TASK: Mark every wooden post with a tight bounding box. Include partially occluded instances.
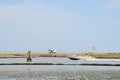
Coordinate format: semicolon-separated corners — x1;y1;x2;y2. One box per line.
27;50;32;62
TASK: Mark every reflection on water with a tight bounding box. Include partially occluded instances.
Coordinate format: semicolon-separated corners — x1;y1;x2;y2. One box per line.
0;57;120;80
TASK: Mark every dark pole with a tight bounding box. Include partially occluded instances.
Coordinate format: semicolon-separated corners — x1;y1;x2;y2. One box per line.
27;50;32;62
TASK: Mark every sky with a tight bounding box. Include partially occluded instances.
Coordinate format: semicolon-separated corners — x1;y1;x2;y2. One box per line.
0;0;120;53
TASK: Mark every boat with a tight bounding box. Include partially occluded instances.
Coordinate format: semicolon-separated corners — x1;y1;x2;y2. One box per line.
68;54;96;60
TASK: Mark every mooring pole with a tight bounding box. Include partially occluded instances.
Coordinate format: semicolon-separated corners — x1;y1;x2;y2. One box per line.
27;50;32;62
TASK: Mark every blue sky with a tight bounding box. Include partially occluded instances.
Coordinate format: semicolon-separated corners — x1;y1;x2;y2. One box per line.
0;0;120;53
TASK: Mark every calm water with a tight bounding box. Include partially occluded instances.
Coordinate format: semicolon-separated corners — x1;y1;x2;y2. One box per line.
0;57;120;80
0;57;120;64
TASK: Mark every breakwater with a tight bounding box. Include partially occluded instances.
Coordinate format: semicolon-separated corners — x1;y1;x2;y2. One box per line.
0;63;120;66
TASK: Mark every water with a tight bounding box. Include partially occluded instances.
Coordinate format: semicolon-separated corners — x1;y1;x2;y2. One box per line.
0;57;120;64
0;57;120;80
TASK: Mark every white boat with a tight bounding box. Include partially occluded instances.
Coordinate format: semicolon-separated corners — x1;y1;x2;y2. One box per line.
68;54;96;60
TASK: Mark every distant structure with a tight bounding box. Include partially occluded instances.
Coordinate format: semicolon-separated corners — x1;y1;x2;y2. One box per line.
92;47;96;50
92;46;96;53
27;50;32;62
48;48;56;54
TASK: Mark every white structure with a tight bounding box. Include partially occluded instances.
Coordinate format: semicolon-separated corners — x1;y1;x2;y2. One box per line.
48;48;56;54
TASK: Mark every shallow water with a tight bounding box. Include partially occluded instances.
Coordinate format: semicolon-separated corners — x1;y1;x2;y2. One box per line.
0;57;120;80
0;69;120;80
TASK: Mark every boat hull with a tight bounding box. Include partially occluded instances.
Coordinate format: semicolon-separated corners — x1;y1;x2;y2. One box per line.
69;57;80;60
